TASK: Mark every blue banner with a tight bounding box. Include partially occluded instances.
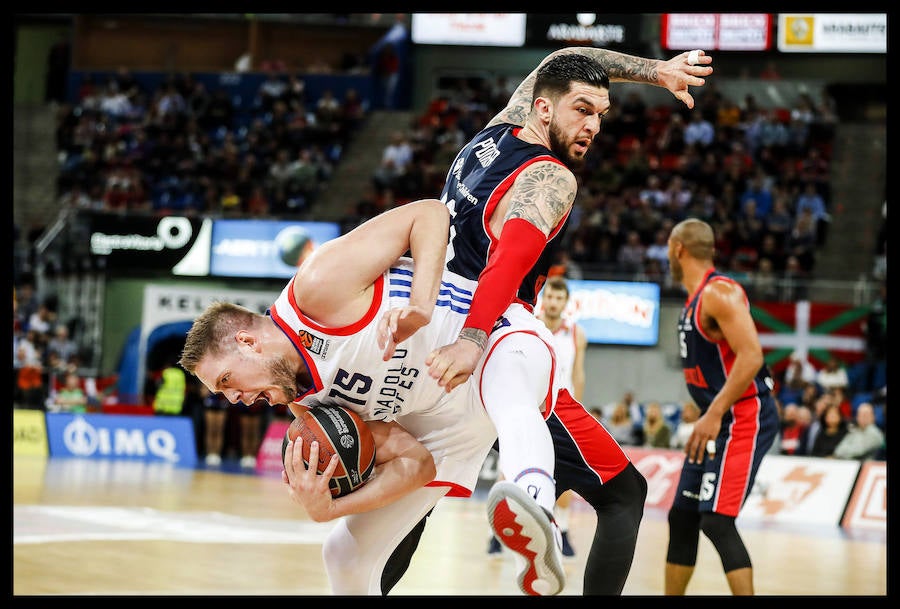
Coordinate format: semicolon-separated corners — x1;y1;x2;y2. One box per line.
45;413;198;467
537;279;660;346
210;219;341;278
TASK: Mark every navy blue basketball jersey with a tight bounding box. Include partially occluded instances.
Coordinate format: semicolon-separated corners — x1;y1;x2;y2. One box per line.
677;268;775;411
440;123;570;307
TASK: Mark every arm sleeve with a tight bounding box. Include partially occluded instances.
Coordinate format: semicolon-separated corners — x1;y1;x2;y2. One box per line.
462;218;548;334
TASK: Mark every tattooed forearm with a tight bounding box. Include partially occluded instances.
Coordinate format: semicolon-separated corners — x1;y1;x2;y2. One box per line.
487;73;536;128
558;47;660;85
505;164;576;233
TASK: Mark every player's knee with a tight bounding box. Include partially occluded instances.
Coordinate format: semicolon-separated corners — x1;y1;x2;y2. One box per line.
666;507;701;566
699;512;752;572
322;524;361;583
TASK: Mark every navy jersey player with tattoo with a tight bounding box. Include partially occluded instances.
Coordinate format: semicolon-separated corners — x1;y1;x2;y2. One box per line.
664;218;779;595
423;47;713;594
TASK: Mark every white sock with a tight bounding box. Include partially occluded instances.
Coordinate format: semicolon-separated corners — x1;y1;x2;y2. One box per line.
481;332;557;514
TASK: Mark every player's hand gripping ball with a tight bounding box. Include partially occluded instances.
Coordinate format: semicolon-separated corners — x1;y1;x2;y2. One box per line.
282;405;376;497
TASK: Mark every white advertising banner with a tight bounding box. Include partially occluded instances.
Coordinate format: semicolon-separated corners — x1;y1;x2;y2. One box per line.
778;13;887;53
738;455;861;526
411;13;527;47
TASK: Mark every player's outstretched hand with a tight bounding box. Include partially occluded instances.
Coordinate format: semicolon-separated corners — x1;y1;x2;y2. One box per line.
282;437;338;522
658;49;713;109
377;306;432;361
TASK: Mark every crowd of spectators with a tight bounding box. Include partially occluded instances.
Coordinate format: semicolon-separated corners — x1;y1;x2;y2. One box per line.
595;347;886;462
356;75;842;301
52;66;368;219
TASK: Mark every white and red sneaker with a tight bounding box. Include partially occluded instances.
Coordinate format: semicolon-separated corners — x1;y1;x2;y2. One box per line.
487;481;565;596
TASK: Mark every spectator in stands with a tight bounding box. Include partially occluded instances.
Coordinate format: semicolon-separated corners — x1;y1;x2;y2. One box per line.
798;391;833;455
47;324;78;364
283;73;307;114
833;403;885;460
98;79;135;120
638;174;667;208
373;130;413;192
683;108;715;150
750;257;779;302
605;402;641;446
795;181;830;247
670;401;700;450
375;42;400;109
785;353;818;386
155;80;187;125
27;301;56;336
152;359;187;416
780;255;810;300
757;110;790;158
809;403;849;458
15;328;45;410
617;230;647;277
642;402;672;449
740;170;774;218
314;88;343;138
268;148;295;192
645;227;671;275
778;403;808;456
829;386;853;421
258;68;288;112
762;204;792;259
51;371;88;413
816;357;850;393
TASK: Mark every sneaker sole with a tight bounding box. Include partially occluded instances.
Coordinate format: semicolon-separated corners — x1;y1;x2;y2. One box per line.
487;481;565;596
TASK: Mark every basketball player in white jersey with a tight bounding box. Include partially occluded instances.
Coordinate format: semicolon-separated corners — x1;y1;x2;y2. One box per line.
180;198;553;594
537;275;587;557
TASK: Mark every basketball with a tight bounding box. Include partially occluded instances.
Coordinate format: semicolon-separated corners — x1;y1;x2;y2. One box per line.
282;405;376;497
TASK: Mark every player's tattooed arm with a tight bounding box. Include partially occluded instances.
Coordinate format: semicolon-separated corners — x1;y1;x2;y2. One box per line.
504;162;578;235
486;71;536;129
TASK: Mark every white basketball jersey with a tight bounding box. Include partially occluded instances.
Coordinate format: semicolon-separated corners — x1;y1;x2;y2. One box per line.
548;320;577;395
269;257;497;495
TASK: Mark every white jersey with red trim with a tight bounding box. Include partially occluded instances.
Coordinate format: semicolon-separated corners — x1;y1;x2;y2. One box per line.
547;320;577;395
269;257;498;496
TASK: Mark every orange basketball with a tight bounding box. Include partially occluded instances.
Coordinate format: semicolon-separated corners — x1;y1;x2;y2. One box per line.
282;405;376;497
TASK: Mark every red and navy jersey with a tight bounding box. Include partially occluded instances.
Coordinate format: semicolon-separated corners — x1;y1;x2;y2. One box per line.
677;268;775;411
440;123;571;308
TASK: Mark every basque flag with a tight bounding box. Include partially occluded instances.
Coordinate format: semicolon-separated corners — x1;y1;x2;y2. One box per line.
750;300;868;375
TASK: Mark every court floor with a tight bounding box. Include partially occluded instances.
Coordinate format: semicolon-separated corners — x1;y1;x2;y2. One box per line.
13;455;887;596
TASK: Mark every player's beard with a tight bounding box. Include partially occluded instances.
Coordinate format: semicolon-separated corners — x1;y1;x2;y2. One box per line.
268;354;301;404
548;120;586;171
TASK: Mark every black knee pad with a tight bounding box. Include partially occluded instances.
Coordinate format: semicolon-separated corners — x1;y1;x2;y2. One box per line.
666;507;701;566
699;512;752;572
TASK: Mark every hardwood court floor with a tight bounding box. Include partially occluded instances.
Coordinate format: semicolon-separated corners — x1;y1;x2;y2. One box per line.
13;455;887;596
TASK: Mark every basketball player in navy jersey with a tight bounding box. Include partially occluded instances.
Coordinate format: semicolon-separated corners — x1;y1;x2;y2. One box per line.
424;46;712;594
664;218;779;595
